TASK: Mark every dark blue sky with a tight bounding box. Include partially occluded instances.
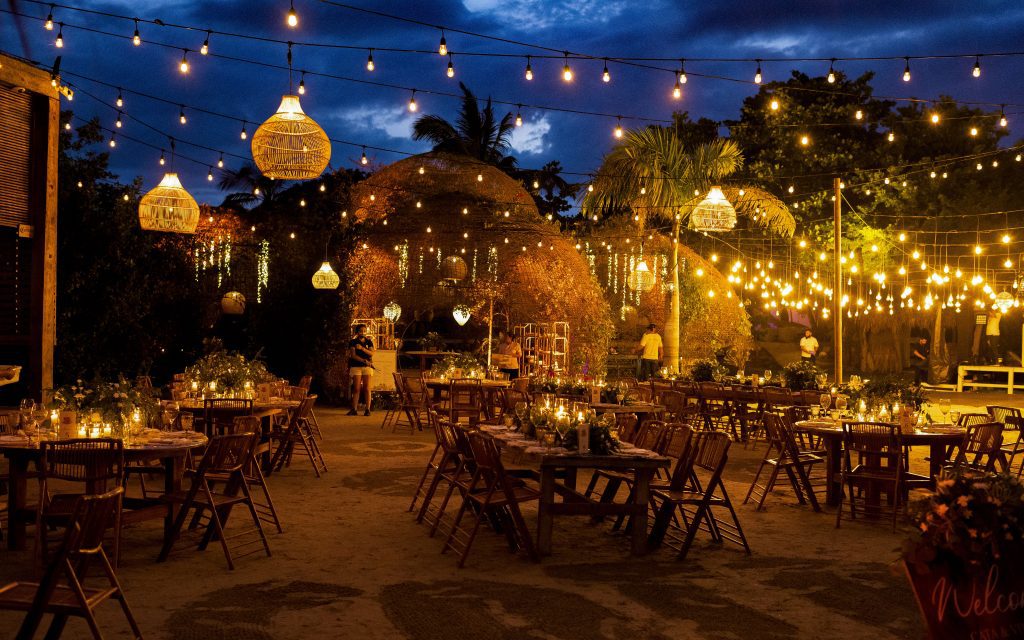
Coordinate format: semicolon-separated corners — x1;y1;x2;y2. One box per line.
4;0;1024;202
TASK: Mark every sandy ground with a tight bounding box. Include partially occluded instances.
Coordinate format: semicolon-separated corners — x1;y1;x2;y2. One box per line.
1;393;1011;640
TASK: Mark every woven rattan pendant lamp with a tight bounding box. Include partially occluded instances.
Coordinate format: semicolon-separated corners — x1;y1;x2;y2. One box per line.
311;237;340;289
138;140;200;233
689;186;737;232
252;44;331;180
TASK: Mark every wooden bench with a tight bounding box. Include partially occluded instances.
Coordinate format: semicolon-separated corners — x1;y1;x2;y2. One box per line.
956;364;1024;394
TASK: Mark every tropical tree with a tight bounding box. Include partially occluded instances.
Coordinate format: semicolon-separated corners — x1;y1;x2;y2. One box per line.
218;163;286;209
583;127;793;372
412;82;517;172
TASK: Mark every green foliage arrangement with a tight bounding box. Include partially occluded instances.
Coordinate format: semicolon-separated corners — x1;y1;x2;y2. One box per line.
840;374;927;409
782;360;821;391
420;332;447;352
428;352;485;378
690;358;726;382
561;422;620;455
50;377;159;424
184;351;273;391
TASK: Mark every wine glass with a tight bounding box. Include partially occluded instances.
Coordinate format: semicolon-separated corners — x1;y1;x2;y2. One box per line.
764;370;773;385
815;374;828;390
514;402;528;422
819;393;832;413
949;410;961;427
179;412;194;433
19;398;33;429
835;395;848;413
937;399;951;424
614;386;624;405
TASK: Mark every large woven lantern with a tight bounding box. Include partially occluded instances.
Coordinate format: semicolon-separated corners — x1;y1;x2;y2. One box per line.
994;290;1015;313
627;259;656;292
383;301;402;322
452;304;471;326
252;95;331;180
441;256;468;281
690;186;737;233
311;261;340;289
138;173;200;233
221;291;246;315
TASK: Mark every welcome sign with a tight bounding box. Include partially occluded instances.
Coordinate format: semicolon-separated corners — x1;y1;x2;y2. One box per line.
905;559;1024;640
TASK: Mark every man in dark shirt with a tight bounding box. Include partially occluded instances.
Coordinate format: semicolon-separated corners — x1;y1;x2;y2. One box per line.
912;337;929;385
347;324;375;416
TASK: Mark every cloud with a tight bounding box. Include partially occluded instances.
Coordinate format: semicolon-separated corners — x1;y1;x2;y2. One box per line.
327;105;418;140
508;115;551;155
462;0;630;29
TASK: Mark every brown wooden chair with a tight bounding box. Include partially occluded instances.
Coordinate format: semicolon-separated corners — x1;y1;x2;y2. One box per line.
37;439;124;567
744;413;823;511
268;396;326;477
203;398;253;437
228;415;282;534
297;375;312;391
987;406;1024;476
443;432;539;567
158;432;271;570
583;420;668;520
448;379;483;425
393;374;426;434
943;422;1004;476
408;410;445;513
0;488;142;639
648;431;750;560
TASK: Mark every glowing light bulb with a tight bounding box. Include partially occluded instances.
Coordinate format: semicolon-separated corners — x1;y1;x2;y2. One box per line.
438;31;447;56
108;134;116;148
973;57;981;78
207;168;214;181
240;123;247;140
408;91;417;112
525;56;533;81
1003;234;1012;243
298;75;306;94
179;50;189;74
55;24;63;48
562;55;573;82
515;110;523;127
116;92;124;108
446;56;455;78
132;20;141;46
201;32;210;55
827;60;835;83
115;113;122;128
902;58;911;82
613;119;623;138
975;245;983;255
360;148;368;165
602;60;610;82
769;98;779;111
855;109;863;120
888;131;895;142
799;134;809;146
159;152;165;165
912;250;920;259
366;50;375;71
44;7;53;30
1000;111;1008;127
217;155;224;168
970;126;978;137
286;0;297;27
679;60;687;84
672;80;681;99
754;60;762;84
179;107;186;124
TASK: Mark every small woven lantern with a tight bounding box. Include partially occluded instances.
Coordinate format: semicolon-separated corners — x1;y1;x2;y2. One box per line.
441;256;468;281
252;95;331;180
383;301;402;322
689;186;737;232
138;173;200;233
452;304;471;326
221;291;246;315
627;259;656;292
311;261;340;289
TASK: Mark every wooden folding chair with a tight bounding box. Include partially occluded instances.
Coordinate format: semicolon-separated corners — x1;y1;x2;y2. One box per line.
987;406;1024;476
37;439;124;567
443;432;539;567
942;422;1004;476
268;396;326;477
744;413;823;511
649;431;751;560
448;379;483;425
203;398;253;437
0;488;143;640
421;423;477;538
158;432;271;570
228;415;282;534
408;410;446;513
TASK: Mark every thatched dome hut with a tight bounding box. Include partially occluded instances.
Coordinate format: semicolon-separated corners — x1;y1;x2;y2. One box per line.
348;152;614;373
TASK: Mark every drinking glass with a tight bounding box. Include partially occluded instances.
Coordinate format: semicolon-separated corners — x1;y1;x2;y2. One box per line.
815;374;828;390
820;393;832;412
949;410;961;427
764;370;772;384
938;399;951;424
19;398;33;429
514;402;528;421
179;412;194;433
835;395;848;413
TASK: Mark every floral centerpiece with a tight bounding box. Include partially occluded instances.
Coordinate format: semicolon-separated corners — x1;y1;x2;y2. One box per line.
532;377;590;397
184;351;272;394
839;374;926;411
902;473;1024;638
429;352;485;379
51;377;160;429
420;332;446;352
781;360;821;391
516;402;619;455
689;358;727;383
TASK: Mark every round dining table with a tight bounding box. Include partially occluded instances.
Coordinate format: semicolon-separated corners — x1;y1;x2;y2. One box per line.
0;431;208;551
590;402;666;415
794;419;965;506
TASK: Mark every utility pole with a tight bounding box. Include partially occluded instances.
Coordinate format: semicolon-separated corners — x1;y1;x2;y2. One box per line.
833;177;843;384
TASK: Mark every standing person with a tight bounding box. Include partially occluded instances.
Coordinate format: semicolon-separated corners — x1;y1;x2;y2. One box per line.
799;329;819;363
912;336;930;385
495;330;523;379
347;324;375;416
637;323;663;381
986;311;1002;363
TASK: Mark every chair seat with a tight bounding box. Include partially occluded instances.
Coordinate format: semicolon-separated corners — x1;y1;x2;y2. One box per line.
0;581;118;611
161;490;251;509
466;485;540;507
653;488;727;506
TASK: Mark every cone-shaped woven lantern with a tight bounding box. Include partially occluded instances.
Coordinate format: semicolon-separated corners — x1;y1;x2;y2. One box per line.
252;95;331;180
627;259;656;292
453;304;471;326
138;173;200;233
689;186;736;232
311;261;340;289
383;301;402;322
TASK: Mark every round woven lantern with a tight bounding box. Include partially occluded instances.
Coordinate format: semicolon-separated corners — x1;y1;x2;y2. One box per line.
441;256;468;281
994;290;1015;313
452;304;471;326
689;186;737;233
138;173;200;233
252;95;331;180
221;291;246;315
311;261;340;289
383;301;402;322
627;259;656;292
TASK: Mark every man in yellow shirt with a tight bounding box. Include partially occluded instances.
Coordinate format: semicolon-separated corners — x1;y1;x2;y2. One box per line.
637;323;663;381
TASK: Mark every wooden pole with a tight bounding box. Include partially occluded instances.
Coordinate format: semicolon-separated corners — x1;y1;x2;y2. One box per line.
486;295;494;369
833;177;843;384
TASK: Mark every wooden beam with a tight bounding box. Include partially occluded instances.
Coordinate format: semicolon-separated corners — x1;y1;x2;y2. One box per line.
0;55;60;97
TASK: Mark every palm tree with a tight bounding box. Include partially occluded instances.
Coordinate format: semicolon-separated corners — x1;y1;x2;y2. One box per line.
217;163;285;209
583;127;794;372
412;82;517;172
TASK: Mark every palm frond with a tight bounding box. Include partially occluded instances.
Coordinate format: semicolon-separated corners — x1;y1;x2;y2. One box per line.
722;186;795;237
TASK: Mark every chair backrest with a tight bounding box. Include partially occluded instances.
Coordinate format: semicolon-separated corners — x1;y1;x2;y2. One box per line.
449;379;482;410
40;438;124;488
958;412;993;429
199;433;257;475
298;375;313;391
288;386;307;401
692;430;732;473
951;422;1004;472
634;420;666;451
466;432;516;494
665;427;703;491
987;405;1021;426
231;415;262;435
660;391;686;417
763;387;795;407
842;422;901;473
0;412;16;434
204;398;254;436
656;422;693;458
761;413;788;453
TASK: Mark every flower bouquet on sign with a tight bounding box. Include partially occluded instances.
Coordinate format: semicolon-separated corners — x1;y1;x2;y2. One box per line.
902;473;1024;640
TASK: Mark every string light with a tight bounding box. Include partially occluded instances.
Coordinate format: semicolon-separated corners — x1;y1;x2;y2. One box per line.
515;106;523;127
108;133;116;147
159;150;165;165
613;117;623;139
970;126;978;136
207;167;214;181
446;54;455;78
672;79;681;99
902;57;911;82
240;122;247;140
854;109;863;120
132;19;141;46
973;56;981;78
179;49;189;74
366;49;375;71
200;31;210;55
55;23;63;48
999;108;1008;127
562;53;573;82
44;5;53;30
525;56;533;81
827;59;836;83
438;30;447;56
286;0;298;27
360;147;368;165
179;106;186;124
217;154;224;168
602;59;610;82
799;134;809;146
754;60;763;84
1003;234;1012;243
888;131;895;142
931;112;940;124
115;90;123;108
769;97;779;111
115;112;122;128
408;89;417;112
678;59;687;84
298;73;306;94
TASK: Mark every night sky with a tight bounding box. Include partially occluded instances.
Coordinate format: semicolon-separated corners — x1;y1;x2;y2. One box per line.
3;0;1024;203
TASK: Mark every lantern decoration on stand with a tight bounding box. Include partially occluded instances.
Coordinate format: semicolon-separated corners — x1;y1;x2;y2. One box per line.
441;255;468;281
994;290;1015;313
628;258;656;292
221;291;246;315
138;173;200;233
689;186;737;232
311;261;340;289
383;301;402;322
452;304;471;326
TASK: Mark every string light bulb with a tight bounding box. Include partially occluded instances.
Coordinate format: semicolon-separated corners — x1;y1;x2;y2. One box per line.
888;131;895;142
515;107;523;127
55;23;63;48
854;109;863;120
931;112;940;124
115;112;123;128
902;57;911;82
408;90;417;112
200;31;210;55
754;60;762;84
999;108;1007;127
116;90;123;108
159;150;165;165
44;5;54;30
132;19;141;46
1003;234;1011;243
602;59;610;82
613;117;623;139
108;133;116;148
360;147;368;165
207;168;214;181
286;0;298;27
562;53;573;82
678;59;687;84
973;56;981;78
446;54;455;78
969;126;978;137
240;122;247;140
799;134;809;146
298;73;306;94
179;50;189;74
525;56;533;81
769;97;779;111
438;30;447;56
217;155;224;168
827;59;835;83
179;106;186;124
672;79;681;99
366;49;375;71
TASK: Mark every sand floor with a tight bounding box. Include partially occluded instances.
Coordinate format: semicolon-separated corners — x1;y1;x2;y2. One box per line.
3;400;1001;639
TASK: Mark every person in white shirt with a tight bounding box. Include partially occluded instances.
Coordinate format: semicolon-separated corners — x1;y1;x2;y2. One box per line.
986;312;1002;363
637;323;663;381
799;329;819;362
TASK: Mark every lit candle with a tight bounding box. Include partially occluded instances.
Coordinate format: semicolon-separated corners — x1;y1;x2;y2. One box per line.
50;409;59;424
191;381;199;391
209;381;217;392
102;423;112;436
77;426;87;438
132;408;141;423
